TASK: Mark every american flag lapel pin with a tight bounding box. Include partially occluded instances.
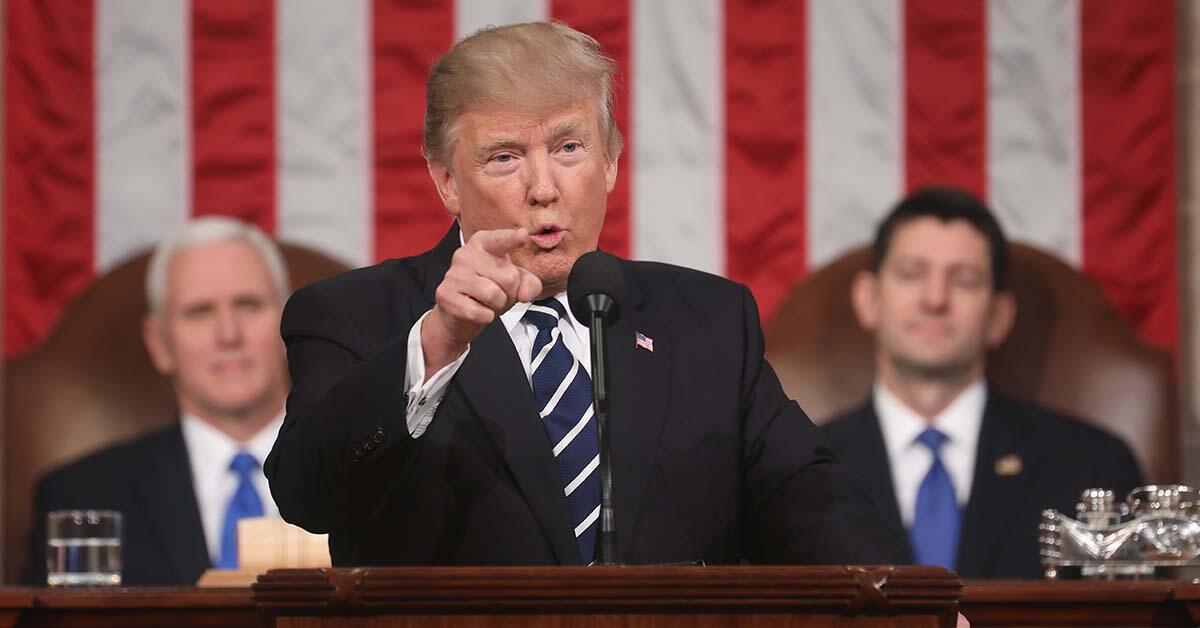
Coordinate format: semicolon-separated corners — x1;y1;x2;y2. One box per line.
635;331;654;352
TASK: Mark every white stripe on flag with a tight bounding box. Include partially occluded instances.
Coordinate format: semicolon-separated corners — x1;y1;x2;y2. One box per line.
277;0;371;267
987;0;1081;265
455;0;549;40
632;0;724;274
96;0;190;271
806;0;902;268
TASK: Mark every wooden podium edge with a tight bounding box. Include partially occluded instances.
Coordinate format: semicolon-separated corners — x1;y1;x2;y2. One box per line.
252;565;962;614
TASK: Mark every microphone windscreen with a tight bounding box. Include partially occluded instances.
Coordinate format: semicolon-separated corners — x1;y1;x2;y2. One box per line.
568;250;626;326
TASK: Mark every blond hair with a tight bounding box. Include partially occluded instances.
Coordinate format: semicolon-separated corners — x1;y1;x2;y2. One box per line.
423;21;624;165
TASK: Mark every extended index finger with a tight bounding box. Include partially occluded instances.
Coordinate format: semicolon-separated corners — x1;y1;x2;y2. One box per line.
470;228;530;257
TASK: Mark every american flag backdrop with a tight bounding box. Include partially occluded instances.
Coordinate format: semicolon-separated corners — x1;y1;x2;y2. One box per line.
4;0;1177;356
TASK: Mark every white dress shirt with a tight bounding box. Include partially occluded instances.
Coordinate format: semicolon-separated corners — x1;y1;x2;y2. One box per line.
873;379;985;528
181;413;283;564
403;292;592;437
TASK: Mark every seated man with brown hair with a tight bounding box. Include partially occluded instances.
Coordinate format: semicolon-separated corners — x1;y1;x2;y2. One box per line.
822;186;1143;579
25;217;291;586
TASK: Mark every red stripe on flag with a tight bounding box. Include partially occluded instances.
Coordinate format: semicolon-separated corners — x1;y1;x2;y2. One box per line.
552;0;632;259
904;0;986;196
372;0;454;261
4;0;95;355
191;0;276;232
724;0;807;320
1080;1;1177;349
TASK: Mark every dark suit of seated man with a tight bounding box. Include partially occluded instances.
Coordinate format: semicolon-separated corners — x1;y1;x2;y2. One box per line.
27;217;292;586
265;22;906;567
822;187;1143;579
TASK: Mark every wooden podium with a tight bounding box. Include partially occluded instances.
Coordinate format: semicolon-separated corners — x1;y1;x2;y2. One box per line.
252;565;961;627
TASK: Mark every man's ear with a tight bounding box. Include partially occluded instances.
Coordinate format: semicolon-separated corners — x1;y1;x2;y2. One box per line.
604;154;618;194
986;290;1017;348
142;315;176;375
850;270;881;332
427;161;461;217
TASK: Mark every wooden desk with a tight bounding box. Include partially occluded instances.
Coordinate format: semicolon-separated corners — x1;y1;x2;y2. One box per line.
3;575;1200;627
0;587;254;628
253;565;961;627
961;579;1200;627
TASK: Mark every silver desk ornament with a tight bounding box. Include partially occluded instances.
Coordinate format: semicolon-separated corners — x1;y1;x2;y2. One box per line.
1040;485;1200;579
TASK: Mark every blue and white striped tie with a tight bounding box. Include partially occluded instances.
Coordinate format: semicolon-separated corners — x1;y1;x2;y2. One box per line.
524;298;600;565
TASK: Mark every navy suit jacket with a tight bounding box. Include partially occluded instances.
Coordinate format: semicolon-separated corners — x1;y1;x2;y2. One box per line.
27;424;210;586
822;392;1143;579
266;225;906;567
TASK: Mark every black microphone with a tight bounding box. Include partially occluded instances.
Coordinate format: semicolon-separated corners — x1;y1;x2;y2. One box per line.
568;250;625;566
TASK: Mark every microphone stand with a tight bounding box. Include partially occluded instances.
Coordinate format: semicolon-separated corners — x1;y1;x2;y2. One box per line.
585;297;617;566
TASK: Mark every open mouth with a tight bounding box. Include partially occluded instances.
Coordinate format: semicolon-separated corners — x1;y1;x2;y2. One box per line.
531;225;565;249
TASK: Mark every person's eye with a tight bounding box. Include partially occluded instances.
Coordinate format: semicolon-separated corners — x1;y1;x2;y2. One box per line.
952;273;986;290
236;298;265;312
181;306;213;321
561;142;580;153
491;153;514;163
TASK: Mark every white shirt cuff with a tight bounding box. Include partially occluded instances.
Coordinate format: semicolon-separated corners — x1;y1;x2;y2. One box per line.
404;309;470;438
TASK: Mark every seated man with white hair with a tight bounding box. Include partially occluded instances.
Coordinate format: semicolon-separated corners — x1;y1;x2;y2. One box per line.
26;217;291;586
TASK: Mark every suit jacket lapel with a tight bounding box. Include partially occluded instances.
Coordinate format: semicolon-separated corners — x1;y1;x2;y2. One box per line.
856;403;908;551
956;393;1033;577
421;224;579;563
455;318;580;564
429;225;576;563
604;267;671;562
133;425;210;582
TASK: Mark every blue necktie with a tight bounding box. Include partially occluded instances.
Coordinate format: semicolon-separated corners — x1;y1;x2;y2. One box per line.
217;452;265;569
524;298;600;565
910;428;961;570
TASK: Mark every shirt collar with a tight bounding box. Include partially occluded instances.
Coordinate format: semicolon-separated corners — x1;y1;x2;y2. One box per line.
181;411;285;469
501;293;578;333
874;378;986;455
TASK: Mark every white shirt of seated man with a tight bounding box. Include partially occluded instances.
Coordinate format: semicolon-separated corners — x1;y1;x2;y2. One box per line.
874;379;984;527
182;413;283;564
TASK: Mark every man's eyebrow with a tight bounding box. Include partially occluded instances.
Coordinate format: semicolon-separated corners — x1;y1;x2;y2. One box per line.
477;137;525;155
547;119;589;141
180;301;216;315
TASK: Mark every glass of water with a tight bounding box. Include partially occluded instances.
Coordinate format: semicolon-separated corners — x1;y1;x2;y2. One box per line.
46;510;122;586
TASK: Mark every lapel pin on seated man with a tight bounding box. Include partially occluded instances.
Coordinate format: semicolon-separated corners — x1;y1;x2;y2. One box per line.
822;186;1144;579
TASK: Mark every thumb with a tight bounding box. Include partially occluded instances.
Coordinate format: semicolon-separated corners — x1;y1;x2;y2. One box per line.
515;268;543;303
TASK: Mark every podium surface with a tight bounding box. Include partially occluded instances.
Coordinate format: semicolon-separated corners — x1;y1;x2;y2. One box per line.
0;573;1199;626
253;565;961;627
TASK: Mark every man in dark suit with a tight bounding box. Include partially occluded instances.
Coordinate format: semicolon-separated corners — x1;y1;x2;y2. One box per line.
265;22;904;567
28;217;292;585
822;187;1143;579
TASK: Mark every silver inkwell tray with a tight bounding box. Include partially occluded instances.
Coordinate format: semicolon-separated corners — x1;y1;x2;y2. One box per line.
1040;485;1200;579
